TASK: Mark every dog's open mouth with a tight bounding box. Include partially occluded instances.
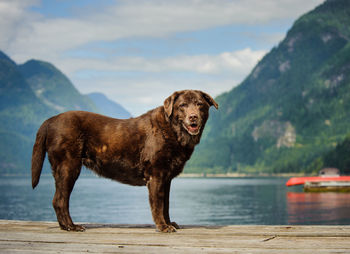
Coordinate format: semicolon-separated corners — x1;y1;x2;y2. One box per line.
183;122;201;135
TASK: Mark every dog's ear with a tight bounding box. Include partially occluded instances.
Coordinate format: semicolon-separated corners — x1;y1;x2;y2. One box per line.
164;91;180;118
201;91;218;109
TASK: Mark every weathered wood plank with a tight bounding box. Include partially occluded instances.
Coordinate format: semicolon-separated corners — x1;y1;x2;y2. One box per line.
0;220;350;253
2;241;350;254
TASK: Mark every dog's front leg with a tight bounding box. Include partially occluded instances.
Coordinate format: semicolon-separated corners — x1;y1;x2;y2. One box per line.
147;177;177;233
163;180;180;229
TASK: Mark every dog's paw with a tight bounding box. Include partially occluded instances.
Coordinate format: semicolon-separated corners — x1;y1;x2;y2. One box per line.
71;224;86;232
60;224;86;232
156;224;177;233
170;222;180;229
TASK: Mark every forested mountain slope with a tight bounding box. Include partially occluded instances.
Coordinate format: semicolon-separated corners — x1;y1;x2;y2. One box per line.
187;0;350;174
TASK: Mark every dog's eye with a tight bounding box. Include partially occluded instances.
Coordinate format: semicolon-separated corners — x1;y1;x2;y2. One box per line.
179;103;187;108
197;102;203;107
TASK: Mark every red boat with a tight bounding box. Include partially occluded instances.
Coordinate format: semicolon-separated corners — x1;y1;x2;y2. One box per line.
286;168;350;187
286;175;350;186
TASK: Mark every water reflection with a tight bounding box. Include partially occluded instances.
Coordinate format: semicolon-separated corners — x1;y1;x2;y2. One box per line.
287;192;350;224
2;175;350;225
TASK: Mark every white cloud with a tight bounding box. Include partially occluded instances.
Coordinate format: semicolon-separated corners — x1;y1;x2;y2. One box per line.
57;48;266;77
0;0;39;49
2;0;324;63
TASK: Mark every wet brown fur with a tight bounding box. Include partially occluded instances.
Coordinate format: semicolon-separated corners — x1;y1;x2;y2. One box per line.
31;90;218;232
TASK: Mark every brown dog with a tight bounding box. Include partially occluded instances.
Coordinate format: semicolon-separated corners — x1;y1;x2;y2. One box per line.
31;90;218;232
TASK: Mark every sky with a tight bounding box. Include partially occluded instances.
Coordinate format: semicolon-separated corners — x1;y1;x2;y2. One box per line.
0;0;324;116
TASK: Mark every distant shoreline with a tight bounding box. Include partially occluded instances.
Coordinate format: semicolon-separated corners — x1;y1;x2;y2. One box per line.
0;172;306;178
179;172;306;178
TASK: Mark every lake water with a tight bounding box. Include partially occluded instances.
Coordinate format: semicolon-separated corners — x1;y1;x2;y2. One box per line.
1;175;350;225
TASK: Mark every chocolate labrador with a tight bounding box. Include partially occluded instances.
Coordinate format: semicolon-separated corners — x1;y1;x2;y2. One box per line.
31;90;218;232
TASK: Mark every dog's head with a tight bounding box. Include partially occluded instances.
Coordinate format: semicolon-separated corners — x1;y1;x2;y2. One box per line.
164;90;218;145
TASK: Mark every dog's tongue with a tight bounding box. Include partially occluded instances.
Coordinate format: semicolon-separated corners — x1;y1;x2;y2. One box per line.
183;122;200;135
188;124;199;133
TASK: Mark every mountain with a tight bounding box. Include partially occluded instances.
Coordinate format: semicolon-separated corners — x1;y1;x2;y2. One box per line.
186;0;350;174
0;52;55;172
18;60;97;112
87;92;131;119
0;51;129;174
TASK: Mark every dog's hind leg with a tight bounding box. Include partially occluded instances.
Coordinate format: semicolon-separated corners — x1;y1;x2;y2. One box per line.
52;159;84;232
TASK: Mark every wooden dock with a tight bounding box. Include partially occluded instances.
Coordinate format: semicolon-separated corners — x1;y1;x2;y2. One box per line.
1;220;350;253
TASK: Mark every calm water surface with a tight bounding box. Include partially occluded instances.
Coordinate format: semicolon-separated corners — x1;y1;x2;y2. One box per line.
0;175;350;225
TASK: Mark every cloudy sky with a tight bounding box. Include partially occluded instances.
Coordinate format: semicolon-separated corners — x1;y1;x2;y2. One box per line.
1;0;324;116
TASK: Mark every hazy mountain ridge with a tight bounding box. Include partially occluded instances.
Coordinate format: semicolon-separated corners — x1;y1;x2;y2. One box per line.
18;60;97;113
88;92;131;119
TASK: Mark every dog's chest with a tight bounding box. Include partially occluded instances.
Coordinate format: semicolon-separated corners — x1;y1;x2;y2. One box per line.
152;143;194;179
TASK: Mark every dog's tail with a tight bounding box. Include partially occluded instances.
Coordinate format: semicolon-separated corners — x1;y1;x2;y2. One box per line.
31;120;49;189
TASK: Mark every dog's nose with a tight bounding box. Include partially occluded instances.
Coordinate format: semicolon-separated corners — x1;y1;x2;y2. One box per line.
189;113;198;122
